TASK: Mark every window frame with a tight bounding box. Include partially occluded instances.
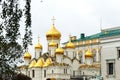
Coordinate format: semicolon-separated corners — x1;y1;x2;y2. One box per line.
44;70;46;77
32;70;35;78
116;47;120;60
106;59;115;78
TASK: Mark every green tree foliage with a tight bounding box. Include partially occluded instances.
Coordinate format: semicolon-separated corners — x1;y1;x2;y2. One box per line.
0;0;32;79
23;0;32;50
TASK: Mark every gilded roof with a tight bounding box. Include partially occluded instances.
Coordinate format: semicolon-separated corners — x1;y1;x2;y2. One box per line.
29;60;36;68
44;58;52;67
80;64;101;69
34;58;44;68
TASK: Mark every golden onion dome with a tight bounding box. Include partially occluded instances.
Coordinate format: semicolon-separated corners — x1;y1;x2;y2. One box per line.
24;51;31;60
34;58;44;68
49;40;57;47
55;46;64;54
44;58;52;67
65;35;75;49
46;24;61;40
35;42;42;49
85;48;94;58
65;41;75;49
28;60;36;68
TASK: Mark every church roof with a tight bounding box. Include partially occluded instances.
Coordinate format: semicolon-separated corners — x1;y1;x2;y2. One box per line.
63;27;120;44
80;63;101;69
75;28;120;42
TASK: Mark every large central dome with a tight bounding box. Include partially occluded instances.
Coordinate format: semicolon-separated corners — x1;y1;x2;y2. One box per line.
46;24;61;40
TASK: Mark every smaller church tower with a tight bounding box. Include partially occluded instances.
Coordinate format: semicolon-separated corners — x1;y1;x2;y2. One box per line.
85;48;94;65
34;37;42;59
65;36;75;59
24;50;31;66
55;45;64;63
48;40;57;57
46;17;61;51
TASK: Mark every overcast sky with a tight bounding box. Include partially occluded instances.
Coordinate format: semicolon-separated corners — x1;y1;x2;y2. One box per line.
28;0;120;57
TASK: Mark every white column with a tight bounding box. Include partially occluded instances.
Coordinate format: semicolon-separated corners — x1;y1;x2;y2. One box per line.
76;52;80;60
49;47;57;57
24;59;30;66
83;76;86;80
67;49;74;59
82;50;85;63
96;48;99;62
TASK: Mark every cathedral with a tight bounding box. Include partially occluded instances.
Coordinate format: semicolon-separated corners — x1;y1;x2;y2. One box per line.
19;17;120;80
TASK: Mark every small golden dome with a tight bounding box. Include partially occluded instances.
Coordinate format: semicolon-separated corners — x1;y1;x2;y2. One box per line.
24;51;31;60
29;60;36;68
55;46;64;54
35;42;42;49
44;58;52;67
65;35;75;49
46;24;61;40
85;48;94;58
35;37;42;49
65;41;75;49
34;58;44;67
49;40;57;47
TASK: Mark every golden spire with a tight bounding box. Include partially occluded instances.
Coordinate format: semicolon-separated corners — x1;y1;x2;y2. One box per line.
34;36;42;49
65;35;75;49
38;36;40;43
51;16;56;25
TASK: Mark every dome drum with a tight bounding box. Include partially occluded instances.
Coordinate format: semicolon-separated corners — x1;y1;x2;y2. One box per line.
49;40;57;47
47;35;61;40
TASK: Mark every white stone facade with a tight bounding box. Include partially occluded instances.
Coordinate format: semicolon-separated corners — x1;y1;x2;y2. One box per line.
19;23;120;80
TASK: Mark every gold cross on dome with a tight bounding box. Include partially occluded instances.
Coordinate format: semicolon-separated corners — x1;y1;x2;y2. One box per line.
51;16;56;25
69;34;72;42
38;36;40;42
